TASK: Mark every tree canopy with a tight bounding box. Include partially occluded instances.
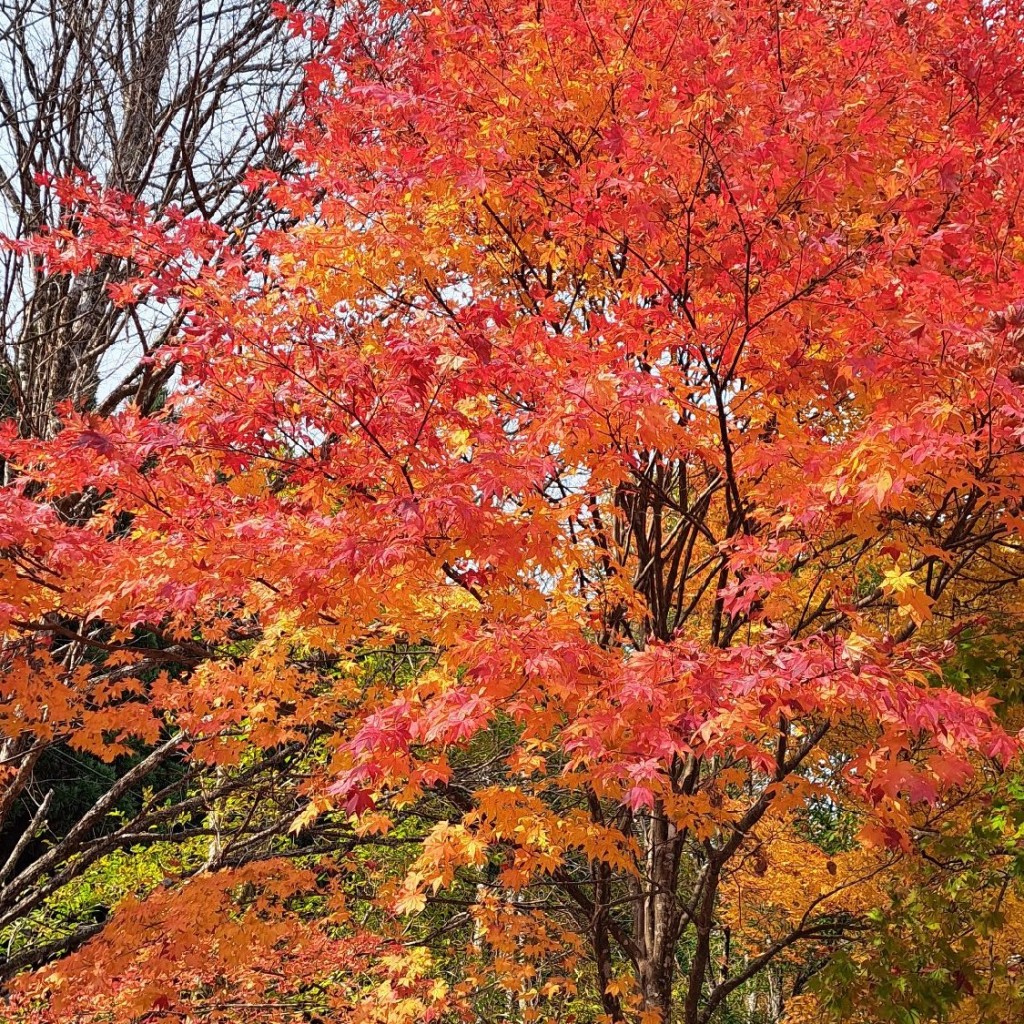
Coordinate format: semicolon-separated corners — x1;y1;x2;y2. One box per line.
4;1;1024;1022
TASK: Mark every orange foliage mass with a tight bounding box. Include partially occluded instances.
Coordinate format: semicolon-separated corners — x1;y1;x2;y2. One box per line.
4;0;1024;1021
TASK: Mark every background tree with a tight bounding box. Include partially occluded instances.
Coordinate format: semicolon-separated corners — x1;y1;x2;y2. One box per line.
0;0;331;440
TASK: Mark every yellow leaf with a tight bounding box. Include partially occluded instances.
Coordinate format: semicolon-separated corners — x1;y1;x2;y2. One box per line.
881;568;934;624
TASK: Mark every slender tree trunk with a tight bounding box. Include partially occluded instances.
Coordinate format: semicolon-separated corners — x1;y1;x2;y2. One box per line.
593;857;625;1021
640;956;675;1022
634;802;682;1022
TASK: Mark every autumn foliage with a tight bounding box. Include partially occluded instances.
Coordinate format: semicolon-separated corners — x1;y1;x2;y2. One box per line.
4;0;1024;1021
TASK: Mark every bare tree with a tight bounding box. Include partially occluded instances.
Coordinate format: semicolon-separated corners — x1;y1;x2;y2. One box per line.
0;0;329;438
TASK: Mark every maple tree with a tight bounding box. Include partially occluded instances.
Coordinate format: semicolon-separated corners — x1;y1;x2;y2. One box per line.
4;0;1024;1021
